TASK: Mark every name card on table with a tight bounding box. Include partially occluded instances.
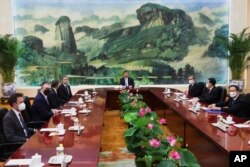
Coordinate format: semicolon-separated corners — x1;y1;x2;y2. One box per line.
212;121;229;132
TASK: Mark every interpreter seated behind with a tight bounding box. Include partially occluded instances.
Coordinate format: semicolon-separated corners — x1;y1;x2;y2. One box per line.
208;85;247;118
3;93;35;142
119;70;135;88
198;78;220;104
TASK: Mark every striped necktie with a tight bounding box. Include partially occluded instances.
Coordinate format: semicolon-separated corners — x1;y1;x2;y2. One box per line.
18;113;28;137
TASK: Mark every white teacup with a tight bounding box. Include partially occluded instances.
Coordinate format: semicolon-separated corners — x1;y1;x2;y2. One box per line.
78;97;83;103
84;90;89;96
226;115;233;122
57;123;64;131
58;130;65;136
29;153;42;167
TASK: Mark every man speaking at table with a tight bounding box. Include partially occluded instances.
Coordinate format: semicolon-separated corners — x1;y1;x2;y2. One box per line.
119;70;135;88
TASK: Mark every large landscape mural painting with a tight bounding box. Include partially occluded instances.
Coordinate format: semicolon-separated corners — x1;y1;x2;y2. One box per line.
13;0;229;86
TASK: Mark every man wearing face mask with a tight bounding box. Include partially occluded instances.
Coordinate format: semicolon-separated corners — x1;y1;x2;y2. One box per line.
198;78;220;104
186;75;202;97
208;85;247;118
2;93;32;142
31;82;54;121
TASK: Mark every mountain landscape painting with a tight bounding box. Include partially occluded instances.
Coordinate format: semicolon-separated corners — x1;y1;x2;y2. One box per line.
13;0;229;86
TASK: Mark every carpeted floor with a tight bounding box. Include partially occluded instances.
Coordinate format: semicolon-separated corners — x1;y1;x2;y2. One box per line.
99;110;136;167
98;110;171;167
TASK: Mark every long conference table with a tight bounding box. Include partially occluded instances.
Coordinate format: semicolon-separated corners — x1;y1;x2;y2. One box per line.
4;88;250;167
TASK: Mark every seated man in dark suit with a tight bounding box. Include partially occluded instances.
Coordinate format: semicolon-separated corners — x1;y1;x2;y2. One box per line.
58;76;73;101
119;70;135;88
186;75;203;97
3;93;32;142
198;78;220;104
31;82;55;121
208;85;247;118
48;80;65;109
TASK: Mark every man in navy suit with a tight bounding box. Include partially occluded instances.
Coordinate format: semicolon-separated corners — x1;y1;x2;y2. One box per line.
3;93;30;142
58;76;73;101
186;75;204;97
48;80;65;109
31;82;54;121
209;85;248;118
198;78;221;104
119;71;135;88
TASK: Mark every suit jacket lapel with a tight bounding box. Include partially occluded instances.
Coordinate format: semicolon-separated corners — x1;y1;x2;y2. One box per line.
10;110;23;132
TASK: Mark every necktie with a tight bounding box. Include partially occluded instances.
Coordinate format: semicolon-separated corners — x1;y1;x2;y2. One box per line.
189;84;192;89
19;113;28;137
45;96;49;105
65;86;70;95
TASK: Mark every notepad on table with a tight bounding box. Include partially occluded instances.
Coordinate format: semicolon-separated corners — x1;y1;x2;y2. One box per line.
5;159;31;166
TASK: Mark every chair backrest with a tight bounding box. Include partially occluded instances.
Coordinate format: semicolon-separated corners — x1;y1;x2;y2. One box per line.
245;93;250;118
217;86;227;103
197;82;206;97
22;96;32;122
0;108;8;143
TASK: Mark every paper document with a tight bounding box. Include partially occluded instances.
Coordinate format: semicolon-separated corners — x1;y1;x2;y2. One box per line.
234;124;250;128
5;159;31;166
40;128;58;132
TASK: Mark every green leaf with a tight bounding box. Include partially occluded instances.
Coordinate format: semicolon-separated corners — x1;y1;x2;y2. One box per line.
136;155;162;167
157;159;176;167
124;127;137;137
179;149;200;167
145;155;153;167
124;112;138;123
136;117;150;127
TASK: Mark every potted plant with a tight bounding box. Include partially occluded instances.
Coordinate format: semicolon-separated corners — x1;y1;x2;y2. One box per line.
0;34;23;97
119;91;200;167
225;28;250;90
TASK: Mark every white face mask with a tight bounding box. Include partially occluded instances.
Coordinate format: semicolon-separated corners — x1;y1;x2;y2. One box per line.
188;80;194;84
18;102;26;111
206;83;209;88
229;92;237;98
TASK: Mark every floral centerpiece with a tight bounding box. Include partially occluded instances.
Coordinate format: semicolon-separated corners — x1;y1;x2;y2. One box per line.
118;90;200;167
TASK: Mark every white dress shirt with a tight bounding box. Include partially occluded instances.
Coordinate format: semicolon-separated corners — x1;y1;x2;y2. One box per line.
12;108;28;137
125;78;129;87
